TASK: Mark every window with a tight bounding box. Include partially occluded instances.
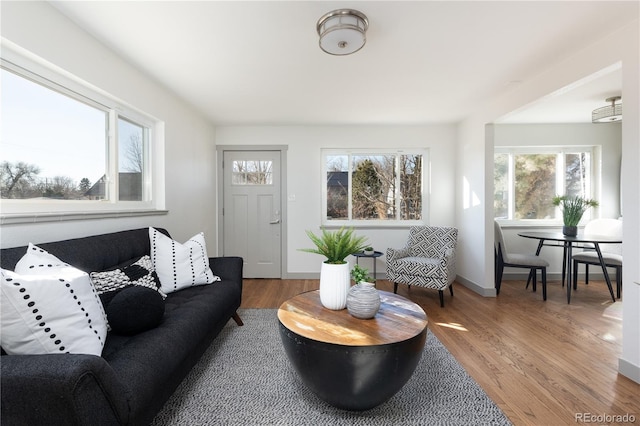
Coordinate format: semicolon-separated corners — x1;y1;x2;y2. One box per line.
0;52;160;217
232;160;273;185
494;147;595;222
322;149;427;225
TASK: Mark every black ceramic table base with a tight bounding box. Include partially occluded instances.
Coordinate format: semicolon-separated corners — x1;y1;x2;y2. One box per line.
278;322;427;411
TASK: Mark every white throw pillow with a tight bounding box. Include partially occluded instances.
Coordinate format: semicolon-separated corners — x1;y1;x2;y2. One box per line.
1;245;108;356
149;227;220;294
15;243;71;274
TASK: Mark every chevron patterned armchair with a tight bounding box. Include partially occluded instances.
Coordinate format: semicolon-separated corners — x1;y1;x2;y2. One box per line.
386;226;458;307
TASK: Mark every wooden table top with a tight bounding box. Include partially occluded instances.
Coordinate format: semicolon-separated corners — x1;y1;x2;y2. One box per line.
277;290;428;346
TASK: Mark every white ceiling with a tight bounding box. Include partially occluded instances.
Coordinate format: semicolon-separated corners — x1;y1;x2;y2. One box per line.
50;1;635;125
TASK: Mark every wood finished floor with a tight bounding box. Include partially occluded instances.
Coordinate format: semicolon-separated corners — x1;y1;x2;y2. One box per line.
240;278;640;426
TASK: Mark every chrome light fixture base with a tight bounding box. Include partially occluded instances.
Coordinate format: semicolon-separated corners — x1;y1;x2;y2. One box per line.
317;9;368;56
592;96;622;123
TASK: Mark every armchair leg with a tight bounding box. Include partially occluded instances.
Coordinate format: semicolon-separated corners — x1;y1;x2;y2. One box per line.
449;283;454;297
393;282;399;294
438;290;444;307
542;268;547;301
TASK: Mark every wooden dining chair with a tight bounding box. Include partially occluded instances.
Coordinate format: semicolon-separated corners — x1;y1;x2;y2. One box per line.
494;221;550;300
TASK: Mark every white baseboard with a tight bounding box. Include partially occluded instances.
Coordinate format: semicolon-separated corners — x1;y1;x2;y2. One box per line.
619;358;640;384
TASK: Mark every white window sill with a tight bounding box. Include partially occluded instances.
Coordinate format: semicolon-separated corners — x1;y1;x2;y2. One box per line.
0;209;168;225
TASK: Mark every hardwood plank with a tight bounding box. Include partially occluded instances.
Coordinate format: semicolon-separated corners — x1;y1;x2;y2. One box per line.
241;278;640;425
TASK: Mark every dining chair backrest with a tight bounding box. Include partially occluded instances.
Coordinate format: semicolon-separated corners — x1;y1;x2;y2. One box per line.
583;218;623;254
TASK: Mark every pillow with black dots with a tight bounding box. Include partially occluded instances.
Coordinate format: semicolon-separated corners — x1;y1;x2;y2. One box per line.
149;227;220;295
0;244;108;356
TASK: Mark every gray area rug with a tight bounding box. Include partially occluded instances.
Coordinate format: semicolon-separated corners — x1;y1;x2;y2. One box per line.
151;309;511;425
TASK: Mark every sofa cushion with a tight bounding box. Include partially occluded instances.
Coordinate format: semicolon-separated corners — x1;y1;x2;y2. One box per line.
90;255;166;299
105;286;165;335
149;227;220;294
0;266;108;356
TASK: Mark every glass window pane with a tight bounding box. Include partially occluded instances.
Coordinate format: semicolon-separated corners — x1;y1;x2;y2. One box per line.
118;118;145;201
351;155;395;220
494;153;509;219
514;154;556;219
232;161;273;185
1;68;107;200
565;152;591;198
400;154;421;220
326;155;348;220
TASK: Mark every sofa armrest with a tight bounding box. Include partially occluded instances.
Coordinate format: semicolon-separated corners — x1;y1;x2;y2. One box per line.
1;354;128;426
209;256;243;283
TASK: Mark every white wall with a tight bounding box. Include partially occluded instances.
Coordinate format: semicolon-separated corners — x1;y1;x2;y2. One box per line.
494;123;622;277
457;21;639;382
0;2;218;250
214;125;457;277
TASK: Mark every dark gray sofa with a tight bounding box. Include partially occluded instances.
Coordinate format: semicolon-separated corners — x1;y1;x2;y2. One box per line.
0;227;243;426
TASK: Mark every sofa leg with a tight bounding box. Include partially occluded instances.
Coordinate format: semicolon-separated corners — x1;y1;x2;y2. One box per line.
232;312;244;326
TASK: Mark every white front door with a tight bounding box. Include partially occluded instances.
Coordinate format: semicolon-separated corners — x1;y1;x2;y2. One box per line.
223;150;282;278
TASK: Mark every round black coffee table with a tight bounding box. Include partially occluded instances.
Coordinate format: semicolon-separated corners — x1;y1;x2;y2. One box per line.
278;290;428;411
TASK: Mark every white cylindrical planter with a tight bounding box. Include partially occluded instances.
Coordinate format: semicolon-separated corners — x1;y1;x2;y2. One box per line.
319;262;350;310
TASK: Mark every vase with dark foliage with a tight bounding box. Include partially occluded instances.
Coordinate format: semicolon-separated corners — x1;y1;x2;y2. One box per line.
552;195;598;236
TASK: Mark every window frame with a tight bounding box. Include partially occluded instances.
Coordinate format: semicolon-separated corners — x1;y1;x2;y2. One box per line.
321;148;429;227
0;42;164;222
494;145;599;225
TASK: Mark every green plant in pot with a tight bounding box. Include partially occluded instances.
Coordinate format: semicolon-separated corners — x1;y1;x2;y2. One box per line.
552;195;599;236
351;264;373;284
300;227;368;310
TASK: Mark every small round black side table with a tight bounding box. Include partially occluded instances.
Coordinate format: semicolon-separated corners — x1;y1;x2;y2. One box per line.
352;251;383;283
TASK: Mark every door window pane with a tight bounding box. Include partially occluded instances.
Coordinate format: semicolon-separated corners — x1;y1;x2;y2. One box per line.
232;161;273;185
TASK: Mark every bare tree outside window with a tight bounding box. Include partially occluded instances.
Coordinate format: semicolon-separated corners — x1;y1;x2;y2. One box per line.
232;161;273;185
0;161;40;198
118;118;145;201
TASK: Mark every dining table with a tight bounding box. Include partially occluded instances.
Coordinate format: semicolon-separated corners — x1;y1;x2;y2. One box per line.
517;231;622;304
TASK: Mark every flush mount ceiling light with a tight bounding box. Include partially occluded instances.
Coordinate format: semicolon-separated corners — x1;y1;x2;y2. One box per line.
592;96;622;123
317;9;368;56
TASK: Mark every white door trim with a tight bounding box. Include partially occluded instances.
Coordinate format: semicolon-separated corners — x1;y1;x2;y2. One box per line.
216;145;289;278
